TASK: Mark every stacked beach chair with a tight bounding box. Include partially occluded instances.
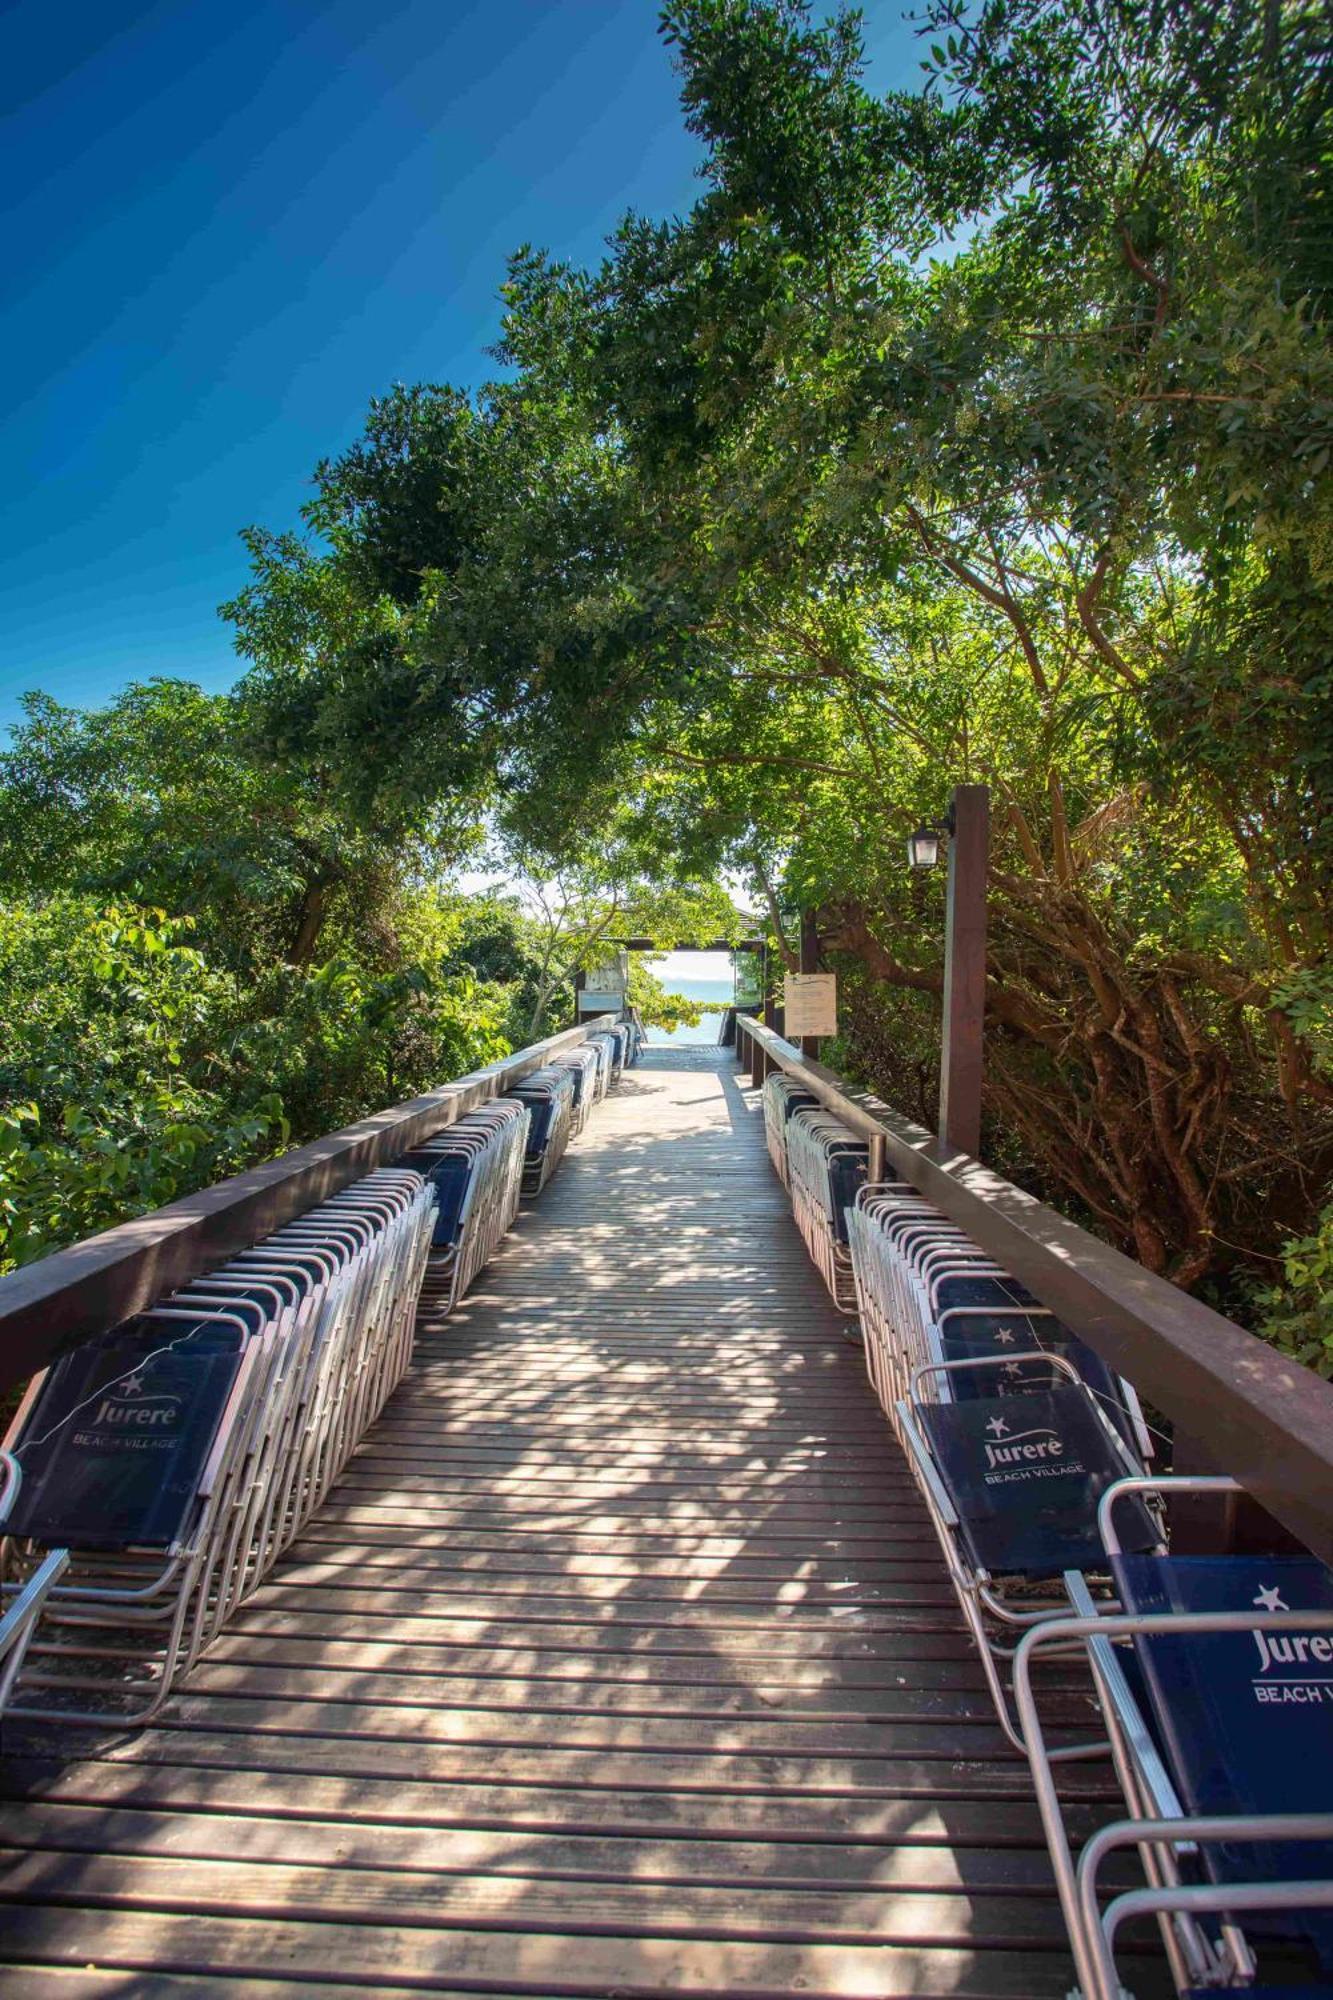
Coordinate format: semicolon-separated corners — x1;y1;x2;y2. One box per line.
506;1063;578;1199
0;1167;434;1724
848;1182;1152;1457
847;1179;1154;1747
587;1020;637;1082
846;1177;1333;1996
402;1099;529;1315
784;1106;868;1311
552;1043;606;1136
393;1023;632;1316
761;1073;817;1187
0;1023;631;1730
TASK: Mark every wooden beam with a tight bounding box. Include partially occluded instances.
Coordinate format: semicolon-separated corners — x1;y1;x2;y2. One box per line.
614;938;767;952
939;784;988;1159
733;1014;1333;1565
798;909;822;1061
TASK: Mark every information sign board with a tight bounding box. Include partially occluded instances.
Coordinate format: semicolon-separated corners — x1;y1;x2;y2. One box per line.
783;973;837;1040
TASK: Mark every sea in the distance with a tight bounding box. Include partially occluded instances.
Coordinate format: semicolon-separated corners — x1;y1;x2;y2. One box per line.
646;977;734;1046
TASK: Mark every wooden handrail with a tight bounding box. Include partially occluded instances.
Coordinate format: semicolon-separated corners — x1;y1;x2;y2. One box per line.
0;1017;615;1394
736;1013;1333;1565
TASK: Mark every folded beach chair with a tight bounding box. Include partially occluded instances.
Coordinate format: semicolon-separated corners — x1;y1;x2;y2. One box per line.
0;1304;258;1720
580;1033;614;1103
506;1064;578;1197
848;1182;1152;1459
553;1044;604;1136
761;1073;818;1188
785;1106;868;1311
1017;1474;1333;2000
587;1025;627;1083
897;1348;1156;1754
402;1099;529;1314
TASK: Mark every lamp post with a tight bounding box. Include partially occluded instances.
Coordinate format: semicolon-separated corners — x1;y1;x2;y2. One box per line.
908;783;989;1159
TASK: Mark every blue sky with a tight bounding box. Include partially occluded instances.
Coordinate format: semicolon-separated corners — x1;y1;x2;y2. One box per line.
3;1;922;732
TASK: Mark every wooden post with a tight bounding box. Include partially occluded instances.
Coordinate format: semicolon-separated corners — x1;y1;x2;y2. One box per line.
939;784;988;1159
799;909;821;1061
762;941;784;1038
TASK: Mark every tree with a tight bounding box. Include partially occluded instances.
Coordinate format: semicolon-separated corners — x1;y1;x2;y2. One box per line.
0;900;284;1270
491;835;742;1035
0;680;453;972
519;0;1333;1286
216;0;1333;1302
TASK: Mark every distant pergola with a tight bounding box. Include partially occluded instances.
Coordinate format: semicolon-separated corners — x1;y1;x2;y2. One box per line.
614;937;765;953
586;933;824;1054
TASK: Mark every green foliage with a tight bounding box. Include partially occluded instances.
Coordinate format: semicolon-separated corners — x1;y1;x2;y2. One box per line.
1250;1206;1333;1380
0;901;286;1270
210;0;1333;1304
0;679;458;972
0;890;512;1274
491;839;743;1036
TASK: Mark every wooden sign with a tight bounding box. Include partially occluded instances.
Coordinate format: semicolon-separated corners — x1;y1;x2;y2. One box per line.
783;973;837;1040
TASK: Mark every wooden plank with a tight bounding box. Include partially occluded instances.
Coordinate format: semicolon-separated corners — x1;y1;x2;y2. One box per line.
304;1506;929;1538
216;1609;972;1653
0;1844;1082;1946
155;1691;1023;1758
194;1634;1057;1693
15;1726;1110;1801
4;1757;1111;1849
0;1906;1172;1997
172;1664;1099;1730
235;1582;959;1618
262;1555;959;1590
284;1531;939;1570
0;1801;1099;1889
48;1628;992;1677
0;1974;507;2000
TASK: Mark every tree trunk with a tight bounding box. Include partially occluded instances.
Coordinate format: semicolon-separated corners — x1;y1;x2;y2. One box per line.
289;879;331;968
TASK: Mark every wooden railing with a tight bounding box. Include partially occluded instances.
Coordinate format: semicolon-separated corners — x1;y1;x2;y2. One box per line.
0;1017;613;1395
736;1012;1333;1566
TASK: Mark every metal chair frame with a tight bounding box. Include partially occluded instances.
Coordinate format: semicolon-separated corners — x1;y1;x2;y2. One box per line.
1016;1475;1333;1999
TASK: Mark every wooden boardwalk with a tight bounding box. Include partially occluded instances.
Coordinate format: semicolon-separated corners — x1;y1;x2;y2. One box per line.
0;1047;1154;1997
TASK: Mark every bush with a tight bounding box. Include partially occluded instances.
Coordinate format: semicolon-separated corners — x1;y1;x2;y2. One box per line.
1250;1206;1333;1380
0;897;512;1272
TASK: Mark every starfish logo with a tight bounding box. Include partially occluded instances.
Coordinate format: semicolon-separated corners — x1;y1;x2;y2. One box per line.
1254;1583;1289;1613
90;1362;181;1432
993;1327;1016;1345
981;1415;1064;1471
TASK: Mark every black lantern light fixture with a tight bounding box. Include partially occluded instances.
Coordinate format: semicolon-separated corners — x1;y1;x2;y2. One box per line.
906;802;956;871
